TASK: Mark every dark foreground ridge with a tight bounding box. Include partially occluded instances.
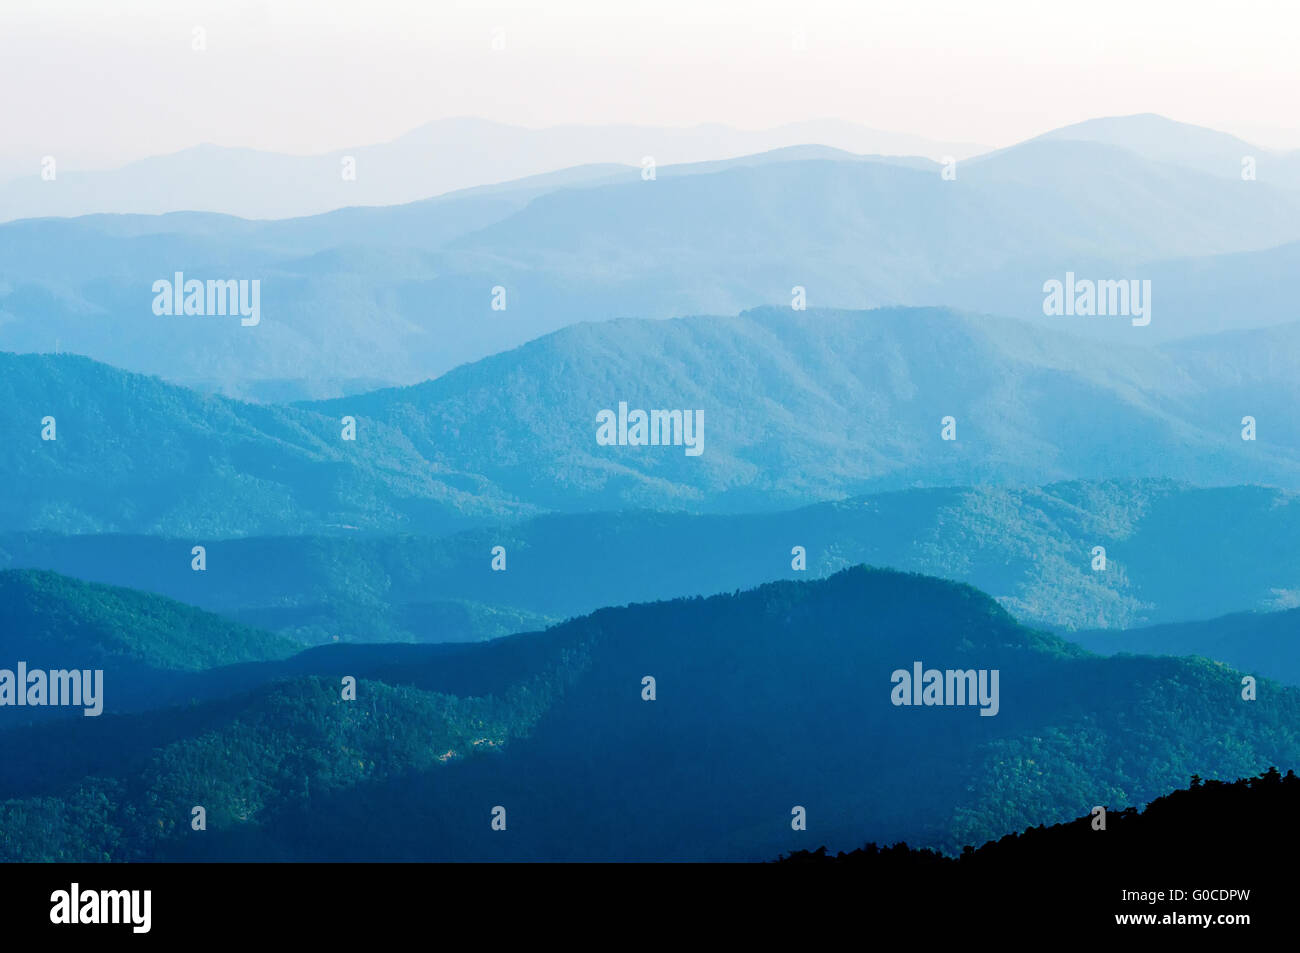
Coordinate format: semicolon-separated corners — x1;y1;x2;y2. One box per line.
769;769;1289;930
5;770;1289;941
779;767;1297;868
775;768;1290;931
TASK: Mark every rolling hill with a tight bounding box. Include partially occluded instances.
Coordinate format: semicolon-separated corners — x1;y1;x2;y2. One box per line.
0;569;297;672
305;307;1300;511
0;567;1296;861
0;569;298;723
4;481;1299;640
5;117;1300;394
5;307;1300;536
0;350;534;536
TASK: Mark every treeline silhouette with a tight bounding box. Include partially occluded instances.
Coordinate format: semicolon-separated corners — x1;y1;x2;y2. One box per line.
778;767;1296;877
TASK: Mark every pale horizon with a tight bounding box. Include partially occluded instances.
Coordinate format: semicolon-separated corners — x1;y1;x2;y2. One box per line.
4;0;1300;174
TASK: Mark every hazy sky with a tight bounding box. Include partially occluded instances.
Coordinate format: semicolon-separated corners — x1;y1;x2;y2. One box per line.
4;0;1300;168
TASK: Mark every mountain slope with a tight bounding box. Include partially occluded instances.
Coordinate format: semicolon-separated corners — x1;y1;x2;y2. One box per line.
1074;607;1300;687
0;569;297;673
0;351;532;536
0;568;1296;861
0;569;300;724
0;564;295;670
306;308;1300;510
1037;113;1300;188
4;481;1299;639
5;307;1300;536
932;237;1300;343
6;130;1300;392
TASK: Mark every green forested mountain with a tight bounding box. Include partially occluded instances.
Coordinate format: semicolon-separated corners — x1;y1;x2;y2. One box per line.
4;480;1297;640
1;567;1294;862
5;308;1300;538
304;307;1300;510
0;570;299;725
0;351;533;537
0;570;298;672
